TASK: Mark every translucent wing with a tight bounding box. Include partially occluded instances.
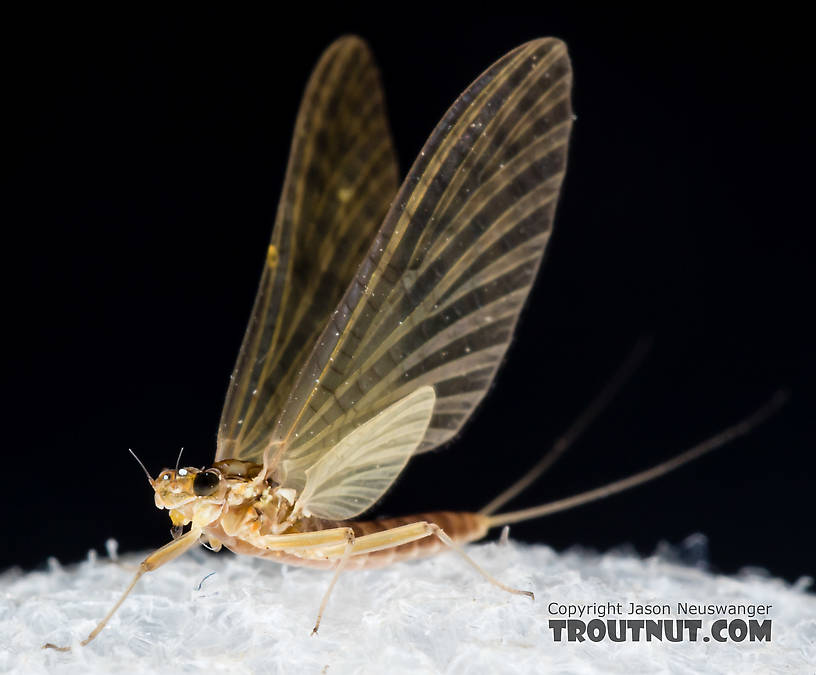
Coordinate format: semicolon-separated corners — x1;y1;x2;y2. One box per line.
216;37;399;462
270;38;573;491
294;386;435;520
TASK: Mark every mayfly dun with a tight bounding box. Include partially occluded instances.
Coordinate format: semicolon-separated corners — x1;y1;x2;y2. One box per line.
45;35;786;650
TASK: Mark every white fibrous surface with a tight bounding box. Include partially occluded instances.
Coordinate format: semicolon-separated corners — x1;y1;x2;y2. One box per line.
1;537;813;674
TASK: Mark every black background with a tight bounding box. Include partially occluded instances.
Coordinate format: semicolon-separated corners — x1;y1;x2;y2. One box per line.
4;8;813;582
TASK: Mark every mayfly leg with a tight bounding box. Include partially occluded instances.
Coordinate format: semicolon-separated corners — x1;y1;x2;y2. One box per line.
43;527;203;651
426;524;534;598
288;521;532;634
312;531;355;635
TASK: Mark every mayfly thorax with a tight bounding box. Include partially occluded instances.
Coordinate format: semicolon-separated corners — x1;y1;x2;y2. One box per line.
44;35;786;651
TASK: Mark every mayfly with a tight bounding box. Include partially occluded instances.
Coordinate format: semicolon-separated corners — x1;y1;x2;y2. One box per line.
45;36;785;650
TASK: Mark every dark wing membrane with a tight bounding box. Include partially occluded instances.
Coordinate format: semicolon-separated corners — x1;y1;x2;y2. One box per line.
216;36;399;462
268;38;573;491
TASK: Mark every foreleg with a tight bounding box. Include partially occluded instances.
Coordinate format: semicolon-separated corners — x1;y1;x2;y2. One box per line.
44;527;204;651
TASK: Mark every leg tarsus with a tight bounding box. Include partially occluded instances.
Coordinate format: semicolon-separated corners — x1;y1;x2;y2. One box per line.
428;523;534;599
42;527;202;651
311;527;355;635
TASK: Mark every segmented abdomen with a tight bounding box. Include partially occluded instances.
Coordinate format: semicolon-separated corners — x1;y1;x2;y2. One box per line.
309;511;490;570
211;510;490;570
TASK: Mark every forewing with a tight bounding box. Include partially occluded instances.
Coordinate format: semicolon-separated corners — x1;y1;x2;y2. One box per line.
216;36;399;462
293;386;435;520
270;38;573;491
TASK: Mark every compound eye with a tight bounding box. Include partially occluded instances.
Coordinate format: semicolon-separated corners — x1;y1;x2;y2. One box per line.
193;470;220;497
159;470;173;482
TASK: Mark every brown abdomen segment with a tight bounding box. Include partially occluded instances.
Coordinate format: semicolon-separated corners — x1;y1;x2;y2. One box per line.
309;511;490;570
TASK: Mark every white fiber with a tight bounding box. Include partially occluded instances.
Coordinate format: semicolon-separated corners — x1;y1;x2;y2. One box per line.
1;537;813;674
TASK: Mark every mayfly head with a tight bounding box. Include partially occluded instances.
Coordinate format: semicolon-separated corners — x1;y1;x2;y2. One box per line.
151;467;227;523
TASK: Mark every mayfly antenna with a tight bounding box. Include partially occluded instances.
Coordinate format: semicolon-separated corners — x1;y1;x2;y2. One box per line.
128;448;153;484
175;447;185;472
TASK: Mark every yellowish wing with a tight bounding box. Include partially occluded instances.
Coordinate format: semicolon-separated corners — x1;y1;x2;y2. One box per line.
292;386;435;520
216;37;399;462
268;38;573;491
